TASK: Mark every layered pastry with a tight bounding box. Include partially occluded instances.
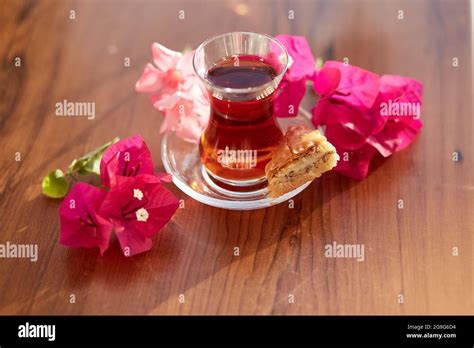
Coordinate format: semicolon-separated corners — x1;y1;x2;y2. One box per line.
265;124;339;198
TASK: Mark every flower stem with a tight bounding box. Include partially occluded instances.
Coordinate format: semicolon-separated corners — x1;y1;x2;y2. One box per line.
68;172;78;182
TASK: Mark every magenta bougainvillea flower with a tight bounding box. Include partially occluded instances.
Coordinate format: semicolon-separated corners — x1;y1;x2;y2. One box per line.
273;35;316;117
312;61;423;179
99;174;179;257
59;183;113;255
314;61;380;109
274;79;307;118
60;135;179;257
330;144;378;180
276;34;316;80
135;43;209;143
366;75;423;157
312;65;340;96
100;134;154;188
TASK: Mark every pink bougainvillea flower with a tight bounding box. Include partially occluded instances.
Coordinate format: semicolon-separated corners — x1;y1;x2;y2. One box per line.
367;118;423;158
273;79;307;118
100;134;154;188
313;66;340;96
331;143;378;180
59;183;113;255
136;44;210;143
312;97;373;136
275;34;316;81
366;75;423;157
99;174;179;257
324;121;368;151
313;90;388;142
315;106;379;179
314;61;380;109
312;61;423;179
273;35;316;117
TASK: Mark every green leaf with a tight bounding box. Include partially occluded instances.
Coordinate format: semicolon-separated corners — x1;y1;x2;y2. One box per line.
42;169;70;198
68;137;119;176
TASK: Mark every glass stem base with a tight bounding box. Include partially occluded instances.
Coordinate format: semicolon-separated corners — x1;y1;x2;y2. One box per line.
201;166;268;197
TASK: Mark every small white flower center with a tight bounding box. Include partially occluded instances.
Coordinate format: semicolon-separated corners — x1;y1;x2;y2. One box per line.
136;208;149;222
133;188;144;201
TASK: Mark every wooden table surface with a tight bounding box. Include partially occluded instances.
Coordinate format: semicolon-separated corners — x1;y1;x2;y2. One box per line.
0;0;472;315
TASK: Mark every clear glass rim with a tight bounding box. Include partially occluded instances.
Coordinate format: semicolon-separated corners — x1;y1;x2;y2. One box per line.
192;31;289;95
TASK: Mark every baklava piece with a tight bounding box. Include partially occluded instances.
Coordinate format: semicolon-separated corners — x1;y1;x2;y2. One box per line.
265;124;339;198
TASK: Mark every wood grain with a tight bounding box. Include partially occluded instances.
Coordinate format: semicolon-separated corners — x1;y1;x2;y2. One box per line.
0;0;472;315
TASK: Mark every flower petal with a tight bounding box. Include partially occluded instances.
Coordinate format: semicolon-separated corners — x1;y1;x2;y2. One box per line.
135;64;166;93
159;96;209;143
312;97;376;137
59;183;112;255
99;174;179;257
275;34;316;81
153;93;182;110
379;75;423;123
333;143;378;180
159;107;182;134
367;75;423;156
176;50;196;77
325;123;368;151
367;118;423;157
127;180;179;239
313;67;341;96
322;61;380;109
100;134;154;188
114;224;153;257
151;42;182;71
274;79;307;118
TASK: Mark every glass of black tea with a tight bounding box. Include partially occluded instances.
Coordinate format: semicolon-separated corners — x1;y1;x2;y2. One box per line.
193;32;289;191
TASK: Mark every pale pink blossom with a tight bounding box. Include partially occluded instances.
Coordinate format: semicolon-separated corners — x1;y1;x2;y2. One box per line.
136;43;209;143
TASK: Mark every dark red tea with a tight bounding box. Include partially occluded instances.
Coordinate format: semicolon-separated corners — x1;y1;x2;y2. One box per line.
206;55;276;88
199;55;284;182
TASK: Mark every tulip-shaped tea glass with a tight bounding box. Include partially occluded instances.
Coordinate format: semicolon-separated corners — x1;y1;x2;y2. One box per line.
193;32;289;194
